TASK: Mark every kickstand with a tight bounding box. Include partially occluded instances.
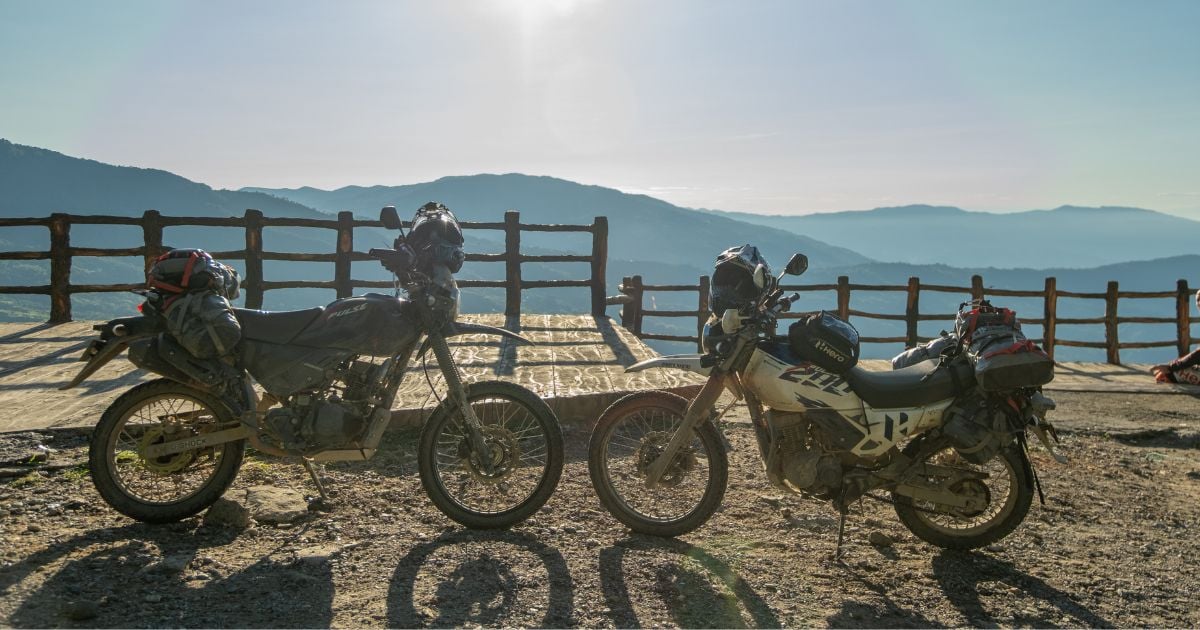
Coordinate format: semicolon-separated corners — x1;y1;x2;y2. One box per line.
302;459;331;505
835;505;848;563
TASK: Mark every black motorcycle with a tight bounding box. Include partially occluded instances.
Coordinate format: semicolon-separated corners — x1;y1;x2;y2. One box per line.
63;204;564;529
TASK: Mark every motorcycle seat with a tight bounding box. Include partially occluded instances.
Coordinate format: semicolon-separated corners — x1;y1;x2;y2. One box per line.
233;307;324;345
843;358;975;409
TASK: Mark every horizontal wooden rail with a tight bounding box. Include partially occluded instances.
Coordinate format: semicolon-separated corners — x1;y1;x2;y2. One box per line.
0;209;609;321
613;272;1197;363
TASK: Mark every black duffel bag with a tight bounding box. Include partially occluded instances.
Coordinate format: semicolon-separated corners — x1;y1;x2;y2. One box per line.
788;311;860;373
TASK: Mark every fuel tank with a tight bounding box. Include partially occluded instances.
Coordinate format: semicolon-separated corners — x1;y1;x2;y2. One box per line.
744;342;862;413
291;293;422;356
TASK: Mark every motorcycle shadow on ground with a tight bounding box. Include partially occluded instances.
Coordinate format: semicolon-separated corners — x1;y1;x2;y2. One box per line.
599;535;782;629
385;528;574;628
1;521;334;628
929;550;1112;628
825;548;1112;628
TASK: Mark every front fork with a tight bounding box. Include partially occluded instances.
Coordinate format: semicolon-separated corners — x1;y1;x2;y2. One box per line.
427;331;495;474
643;371;729;487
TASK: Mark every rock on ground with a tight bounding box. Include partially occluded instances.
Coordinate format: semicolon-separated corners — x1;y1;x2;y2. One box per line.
243;486;308;524
203;497;251;528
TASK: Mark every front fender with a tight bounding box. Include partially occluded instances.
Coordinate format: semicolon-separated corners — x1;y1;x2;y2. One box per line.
444;321;533;345
625;354;714;376
417;320;534;359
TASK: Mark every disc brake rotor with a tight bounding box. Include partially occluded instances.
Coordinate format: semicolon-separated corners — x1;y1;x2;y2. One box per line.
635;431;697;488
458;425;520;484
137;426;196;475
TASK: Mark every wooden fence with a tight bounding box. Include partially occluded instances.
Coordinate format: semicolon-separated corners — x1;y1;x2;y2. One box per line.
609;274;1199;364
0;209;608;322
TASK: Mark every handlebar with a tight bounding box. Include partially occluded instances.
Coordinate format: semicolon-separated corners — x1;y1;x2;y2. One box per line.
771;292;801;314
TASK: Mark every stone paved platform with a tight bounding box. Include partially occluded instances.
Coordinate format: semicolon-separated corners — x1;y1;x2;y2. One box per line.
1;318;1196;434
0;316;707;433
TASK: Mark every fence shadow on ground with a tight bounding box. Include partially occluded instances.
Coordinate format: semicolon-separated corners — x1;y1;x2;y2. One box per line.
0;522;334;628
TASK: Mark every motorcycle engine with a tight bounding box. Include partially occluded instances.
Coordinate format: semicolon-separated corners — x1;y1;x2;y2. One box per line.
265;397;366;449
265;359;381;450
766;410;844;498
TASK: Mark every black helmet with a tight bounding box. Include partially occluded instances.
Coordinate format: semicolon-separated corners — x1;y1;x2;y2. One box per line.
710;244;770;314
407;202;465;272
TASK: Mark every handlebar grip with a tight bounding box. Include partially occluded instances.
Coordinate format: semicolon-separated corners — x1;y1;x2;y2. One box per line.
368;248;393;259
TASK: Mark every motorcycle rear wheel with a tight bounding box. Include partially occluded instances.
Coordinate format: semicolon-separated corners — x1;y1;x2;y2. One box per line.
893;440;1033;550
418;380;563;529
89;379;245;523
588;391;728;537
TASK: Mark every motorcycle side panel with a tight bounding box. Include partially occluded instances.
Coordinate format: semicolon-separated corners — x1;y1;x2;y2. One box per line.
855;398;954;456
744;343;955;457
238;341;354;397
291;293;421;356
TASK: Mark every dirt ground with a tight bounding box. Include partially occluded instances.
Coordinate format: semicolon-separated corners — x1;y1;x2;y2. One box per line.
1;391;1198;628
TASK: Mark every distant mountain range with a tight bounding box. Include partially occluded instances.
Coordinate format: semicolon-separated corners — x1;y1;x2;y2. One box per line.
1;138;1197;362
702;204;1200;269
242;176;871;270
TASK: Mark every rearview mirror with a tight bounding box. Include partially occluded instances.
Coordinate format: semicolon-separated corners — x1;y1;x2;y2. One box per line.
380;206;402;230
785;253;808;276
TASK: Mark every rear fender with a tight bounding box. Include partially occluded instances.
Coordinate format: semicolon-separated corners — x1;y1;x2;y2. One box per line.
59;316;162;390
625;354;714;376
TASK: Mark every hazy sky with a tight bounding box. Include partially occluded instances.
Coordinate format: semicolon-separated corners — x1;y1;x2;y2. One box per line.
1;0;1197;215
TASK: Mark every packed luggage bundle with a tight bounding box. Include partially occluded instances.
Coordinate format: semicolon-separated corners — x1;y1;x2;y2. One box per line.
789;311;861;373
891;331;958;369
148;248;240;300
146;248;242;359
956;300;1054;392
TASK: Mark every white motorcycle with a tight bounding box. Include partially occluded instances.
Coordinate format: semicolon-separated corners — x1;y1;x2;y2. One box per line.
588;250;1064;552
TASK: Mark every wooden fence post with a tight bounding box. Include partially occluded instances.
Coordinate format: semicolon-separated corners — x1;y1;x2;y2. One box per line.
1105;280;1120;364
618;276;634;328
837;276;850;320
1177;279;1191;357
334;211;354;299
1043;277;1057;360
590;216;608;317
629;275;644;335
905;276;920;348
504;210;522;318
697;275;710;352
971;275;984;301
141;209;163;273
244;209;265;309
48;213;71;323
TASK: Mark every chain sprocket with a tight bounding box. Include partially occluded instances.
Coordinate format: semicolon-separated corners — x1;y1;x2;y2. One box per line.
137;426;196;474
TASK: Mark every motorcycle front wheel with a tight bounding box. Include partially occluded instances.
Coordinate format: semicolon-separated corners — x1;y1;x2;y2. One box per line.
892;439;1033;550
588;391;728;537
88;379;245;523
418;380;563;529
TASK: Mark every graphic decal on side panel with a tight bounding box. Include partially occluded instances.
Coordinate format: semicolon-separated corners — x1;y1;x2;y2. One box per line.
779;366;851;396
882;412;911;441
794;393;831;409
